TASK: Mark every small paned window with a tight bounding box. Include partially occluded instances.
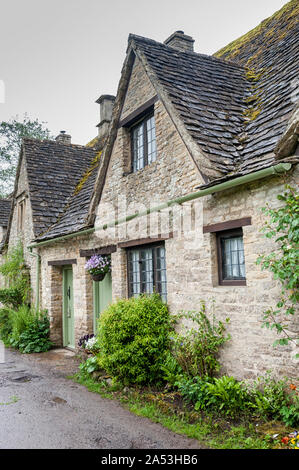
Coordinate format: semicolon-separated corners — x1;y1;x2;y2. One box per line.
217;229;246;285
17;199;26;233
131;114;157;171
127;244;167;301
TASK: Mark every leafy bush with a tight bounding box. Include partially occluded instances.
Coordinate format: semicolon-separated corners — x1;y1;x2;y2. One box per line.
160;351;183;387
16;312;52;353
6;305;52;353
97;294;171;385
205;376;254;417
175;375;213;410
279;388;299;427
0;243;30;306
0;287;24;309
170;302;230;378
0;307;14;345
79;356;101;375
9;304;35;346
257;185;299;353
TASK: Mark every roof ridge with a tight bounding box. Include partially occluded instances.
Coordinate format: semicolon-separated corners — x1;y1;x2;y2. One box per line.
129;33;245;70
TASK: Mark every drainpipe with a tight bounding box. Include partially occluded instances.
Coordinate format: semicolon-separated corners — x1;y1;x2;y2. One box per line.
28;162;292;249
27;247;40;310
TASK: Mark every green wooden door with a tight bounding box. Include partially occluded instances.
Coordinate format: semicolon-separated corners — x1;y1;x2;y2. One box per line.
63;267;75;348
93;272;112;333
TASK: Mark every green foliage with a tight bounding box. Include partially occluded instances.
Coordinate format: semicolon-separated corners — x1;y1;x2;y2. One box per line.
0;287;24;309
175;375;213;410
279;391;299;427
0;242;30;306
0;304;52;354
0;306;14;345
204;376;254;417
97;294;171;385
256;185;299;354
0;114;53;196
170;302;230;378
79;356;101;375
15;311;52;354
246;372;289;419
160;351;183;387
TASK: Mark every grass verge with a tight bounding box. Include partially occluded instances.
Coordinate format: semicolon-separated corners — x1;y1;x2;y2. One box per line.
70;372;288;449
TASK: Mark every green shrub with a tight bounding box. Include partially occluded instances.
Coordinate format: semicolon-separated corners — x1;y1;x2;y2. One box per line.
205;376;254;417
79;356;101;376
0;306;14;345
175;375;213;409
16;312;52;353
0;287;25;309
8;305;52;353
9;304;34;346
160;351;183;387
279;389;299;427
170;302;230;378
245;372;295;423
0;242;30;308
97;294;171;385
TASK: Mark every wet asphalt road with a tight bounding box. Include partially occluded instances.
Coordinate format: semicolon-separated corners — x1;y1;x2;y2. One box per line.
0;346;202;450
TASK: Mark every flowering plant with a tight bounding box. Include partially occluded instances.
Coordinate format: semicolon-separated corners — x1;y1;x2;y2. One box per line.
85;255;111;276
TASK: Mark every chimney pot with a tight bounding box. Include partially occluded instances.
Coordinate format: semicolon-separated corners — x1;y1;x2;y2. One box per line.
164;31;195;52
95;94;116;139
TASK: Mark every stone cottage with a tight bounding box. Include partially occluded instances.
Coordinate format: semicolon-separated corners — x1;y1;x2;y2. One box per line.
2;1;299;380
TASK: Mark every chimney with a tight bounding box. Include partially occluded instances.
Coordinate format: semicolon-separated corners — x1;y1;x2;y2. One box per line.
96;94;116;140
55;130;71;145
164;31;195;52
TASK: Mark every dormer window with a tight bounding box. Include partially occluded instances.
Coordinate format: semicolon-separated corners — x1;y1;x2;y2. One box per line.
132;113;157;172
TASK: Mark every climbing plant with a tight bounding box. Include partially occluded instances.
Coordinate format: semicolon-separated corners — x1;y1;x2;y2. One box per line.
257;184;299;356
0;242;30;307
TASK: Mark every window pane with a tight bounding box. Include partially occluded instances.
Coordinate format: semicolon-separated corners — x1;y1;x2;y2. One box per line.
147;116;157;164
128;245;167;301
132;123;144;171
221;235;245;281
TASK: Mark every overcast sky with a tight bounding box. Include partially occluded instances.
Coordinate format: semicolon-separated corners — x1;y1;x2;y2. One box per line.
0;0;289;144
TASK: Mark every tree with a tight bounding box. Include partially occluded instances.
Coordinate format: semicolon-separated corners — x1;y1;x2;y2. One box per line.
257;185;299;357
0;114;53;196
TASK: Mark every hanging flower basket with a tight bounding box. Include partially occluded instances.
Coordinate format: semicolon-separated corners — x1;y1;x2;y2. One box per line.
91;272;106;282
85;254;111;282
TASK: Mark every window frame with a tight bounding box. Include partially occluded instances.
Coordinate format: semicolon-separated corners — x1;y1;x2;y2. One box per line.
216;228;246;286
130;112;156;172
126;242;167;301
17;198;26;234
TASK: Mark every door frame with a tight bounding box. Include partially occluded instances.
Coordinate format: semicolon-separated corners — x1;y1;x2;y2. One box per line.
62;266;75;349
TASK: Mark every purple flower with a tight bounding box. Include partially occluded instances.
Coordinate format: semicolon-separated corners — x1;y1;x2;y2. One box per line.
85;255;111;275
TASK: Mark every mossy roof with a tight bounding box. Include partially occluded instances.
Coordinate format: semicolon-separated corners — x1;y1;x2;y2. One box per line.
129;0;298;181
22;138;98;238
0;199;11;228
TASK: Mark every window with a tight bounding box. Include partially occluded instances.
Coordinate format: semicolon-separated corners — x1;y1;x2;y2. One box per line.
127;244;167;301
17;198;26;233
216;229;246;285
131;113;157;171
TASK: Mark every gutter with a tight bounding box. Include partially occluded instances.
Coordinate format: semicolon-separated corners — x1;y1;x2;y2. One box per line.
28;162;292;250
26;162;292;310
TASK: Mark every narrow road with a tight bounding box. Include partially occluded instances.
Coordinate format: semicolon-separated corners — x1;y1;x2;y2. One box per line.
0;346;202;449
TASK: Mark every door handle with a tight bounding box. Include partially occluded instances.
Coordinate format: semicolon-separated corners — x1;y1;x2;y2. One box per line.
67;286;71;299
